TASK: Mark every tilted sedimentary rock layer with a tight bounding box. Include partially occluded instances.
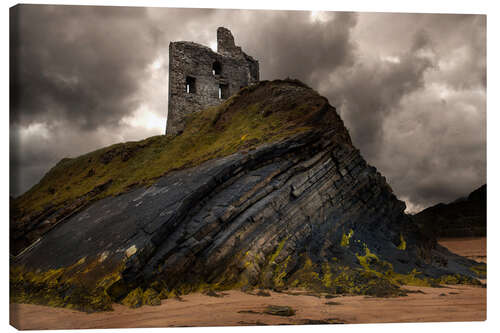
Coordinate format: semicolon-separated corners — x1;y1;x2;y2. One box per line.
10;80;484;312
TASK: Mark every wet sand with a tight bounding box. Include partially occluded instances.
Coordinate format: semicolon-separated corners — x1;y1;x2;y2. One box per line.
439;237;486;263
10;237;486;329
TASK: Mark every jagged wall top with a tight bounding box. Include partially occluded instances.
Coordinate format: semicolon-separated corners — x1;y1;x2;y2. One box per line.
217;27;240;57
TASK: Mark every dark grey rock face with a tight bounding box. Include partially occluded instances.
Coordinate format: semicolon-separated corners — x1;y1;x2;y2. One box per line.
413;184;486;238
13;129;482;302
167;27;259;135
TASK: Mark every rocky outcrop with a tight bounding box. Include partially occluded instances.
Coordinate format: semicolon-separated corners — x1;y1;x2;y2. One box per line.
10;80;484;312
413;185;486;238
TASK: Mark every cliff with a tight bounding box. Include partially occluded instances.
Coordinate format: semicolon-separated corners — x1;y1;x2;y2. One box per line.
10;80;484;312
413;184;486;238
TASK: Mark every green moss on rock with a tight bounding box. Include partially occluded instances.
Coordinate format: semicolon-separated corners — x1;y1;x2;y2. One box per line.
10;258;125;313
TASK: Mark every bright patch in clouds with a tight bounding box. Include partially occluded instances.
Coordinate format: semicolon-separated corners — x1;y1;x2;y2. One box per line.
382;55;400;64
309;11;330;23
150;57;163;71
209;40;217;52
18;122;51;141
121;106;165;132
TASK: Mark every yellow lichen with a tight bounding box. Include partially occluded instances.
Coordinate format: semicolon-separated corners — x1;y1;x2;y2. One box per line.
273;256;291;287
469;265;487;278
321;262;333;288
340;229;354;247
76;257;87;265
121;287;144;308
269;237;288;264
397;234;406;251
386;268;432;287
356;245;379;271
98;251;109;263
10;258;126;312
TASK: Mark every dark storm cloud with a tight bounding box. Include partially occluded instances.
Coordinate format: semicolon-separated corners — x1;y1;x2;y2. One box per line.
374;85;486;211
326;30;437;160
10;6;486;213
336;13;487;210
419;14;486;91
10;5;158;130
240;11;358;83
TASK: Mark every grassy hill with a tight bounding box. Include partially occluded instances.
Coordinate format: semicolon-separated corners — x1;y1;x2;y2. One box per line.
12;79;348;222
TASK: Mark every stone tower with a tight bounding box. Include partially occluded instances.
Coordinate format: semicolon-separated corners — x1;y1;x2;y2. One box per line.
166;27;259;135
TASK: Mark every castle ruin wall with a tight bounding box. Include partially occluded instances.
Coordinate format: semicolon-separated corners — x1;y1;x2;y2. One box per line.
166;27;259;135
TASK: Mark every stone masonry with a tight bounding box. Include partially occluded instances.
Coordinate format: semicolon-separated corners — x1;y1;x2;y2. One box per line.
166;27;259;135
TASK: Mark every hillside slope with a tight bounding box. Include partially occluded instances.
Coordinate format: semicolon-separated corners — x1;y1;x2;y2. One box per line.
413;184;486;238
11;80;484;312
11;79;347;255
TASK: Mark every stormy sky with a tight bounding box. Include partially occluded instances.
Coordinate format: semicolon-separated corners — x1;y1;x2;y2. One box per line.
10;5;486;212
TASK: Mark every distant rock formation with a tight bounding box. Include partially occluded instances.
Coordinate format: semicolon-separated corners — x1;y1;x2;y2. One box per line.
413;184;486;238
10;80;484;312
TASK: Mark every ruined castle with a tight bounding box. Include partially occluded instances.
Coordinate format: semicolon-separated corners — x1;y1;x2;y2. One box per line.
166;27;260;135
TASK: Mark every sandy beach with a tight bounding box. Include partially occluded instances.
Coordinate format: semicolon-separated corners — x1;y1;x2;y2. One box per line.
439;237;486;263
10;237;486;329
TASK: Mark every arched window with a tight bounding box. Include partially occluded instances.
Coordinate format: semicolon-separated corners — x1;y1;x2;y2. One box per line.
212;61;222;75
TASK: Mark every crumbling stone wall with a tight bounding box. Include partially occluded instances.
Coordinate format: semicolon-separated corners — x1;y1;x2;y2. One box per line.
167;27;259;135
